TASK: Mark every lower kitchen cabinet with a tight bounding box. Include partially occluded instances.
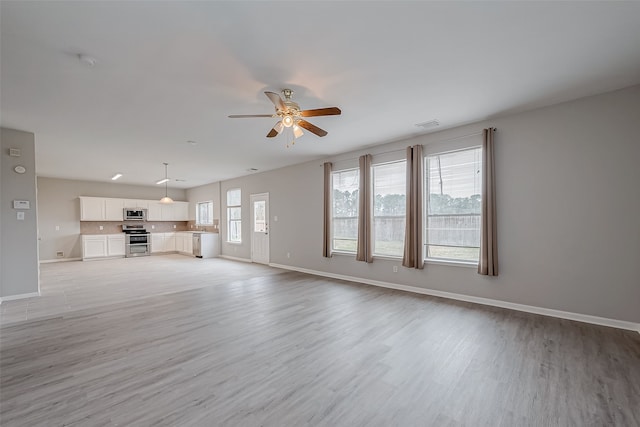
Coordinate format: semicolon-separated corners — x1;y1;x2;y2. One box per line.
82;234;125;260
151;233;176;253
175;232;195;256
107;235;126;256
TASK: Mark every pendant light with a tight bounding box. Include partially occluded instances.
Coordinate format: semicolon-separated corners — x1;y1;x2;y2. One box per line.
159;162;174;204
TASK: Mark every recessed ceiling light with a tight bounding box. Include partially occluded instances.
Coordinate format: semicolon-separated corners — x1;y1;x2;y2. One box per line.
111;173;123;180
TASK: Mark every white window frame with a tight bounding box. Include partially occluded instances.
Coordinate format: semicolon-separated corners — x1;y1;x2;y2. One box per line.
196;201;214;226
331;167;360;254
226;188;242;243
372;159;407;258
423;139;482;265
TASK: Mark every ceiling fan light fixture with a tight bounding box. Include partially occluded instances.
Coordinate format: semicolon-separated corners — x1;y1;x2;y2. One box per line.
159;162;174;204
274;121;284;134
282;115;294;128
293;124;304;139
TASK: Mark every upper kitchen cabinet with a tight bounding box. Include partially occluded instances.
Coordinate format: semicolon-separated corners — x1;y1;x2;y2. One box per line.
105;198;124;221
147;201;188;221
80;197;105;221
81;197;124;221
173;202;189;221
147;202;163;221
81;197;189;221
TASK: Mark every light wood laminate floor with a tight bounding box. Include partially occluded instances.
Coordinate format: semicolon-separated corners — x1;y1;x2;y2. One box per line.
1;256;639;426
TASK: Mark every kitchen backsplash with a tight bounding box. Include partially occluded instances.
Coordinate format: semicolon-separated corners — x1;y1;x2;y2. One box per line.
81;221;190;234
186;219;220;233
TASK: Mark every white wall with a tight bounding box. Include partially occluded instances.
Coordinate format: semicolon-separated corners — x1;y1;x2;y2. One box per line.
37;177;187;261
1;128;39;298
219;85;640;324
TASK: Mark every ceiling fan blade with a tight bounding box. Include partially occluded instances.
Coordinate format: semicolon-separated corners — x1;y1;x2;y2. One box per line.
266;121;284;138
228;114;275;118
300;107;342;117
266;128;278;138
297;119;328;137
265;91;286;111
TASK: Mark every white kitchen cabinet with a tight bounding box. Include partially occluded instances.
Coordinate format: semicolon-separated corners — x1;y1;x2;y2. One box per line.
82;235;108;258
151;233;164;253
105;198;124;221
174;202;189;221
81;197;189;222
160;203;175;221
175;233;185;252
83;234;127;260
133;200;149;209
80;197;105;221
193;233;219;258
164;232;176;252
184;233;193;254
175;232;195;256
151;232;176;253
107;234;126;256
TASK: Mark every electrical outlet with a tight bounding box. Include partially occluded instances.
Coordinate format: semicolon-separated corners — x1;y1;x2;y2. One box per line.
287;252;290;258
393;266;398;273
151;225;155;229
55;225;60;231
173;224;176;229
99;226;103;230
274;215;278;222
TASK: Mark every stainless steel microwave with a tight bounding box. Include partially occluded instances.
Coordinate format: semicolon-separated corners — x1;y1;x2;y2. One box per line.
124;208;147;221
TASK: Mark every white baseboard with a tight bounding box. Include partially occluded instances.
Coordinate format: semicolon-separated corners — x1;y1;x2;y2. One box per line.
40;257;82;264
220;255;252;263
269;263;640;334
0;291;40;304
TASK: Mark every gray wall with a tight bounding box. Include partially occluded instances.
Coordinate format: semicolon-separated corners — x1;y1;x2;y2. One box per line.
219;85;640;323
37;177;186;261
1;128;39;298
186;181;221;223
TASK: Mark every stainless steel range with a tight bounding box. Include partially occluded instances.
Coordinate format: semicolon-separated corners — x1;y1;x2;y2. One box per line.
123;224;151;257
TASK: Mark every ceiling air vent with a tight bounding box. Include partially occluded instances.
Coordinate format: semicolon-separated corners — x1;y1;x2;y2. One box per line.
415;120;440;130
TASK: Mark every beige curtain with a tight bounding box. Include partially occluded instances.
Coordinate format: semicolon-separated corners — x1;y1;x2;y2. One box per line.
356;154;373;263
322;162;333;258
479;128;498;276
402;145;424;269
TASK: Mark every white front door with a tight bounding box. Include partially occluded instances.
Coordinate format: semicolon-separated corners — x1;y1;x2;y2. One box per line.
250;193;270;264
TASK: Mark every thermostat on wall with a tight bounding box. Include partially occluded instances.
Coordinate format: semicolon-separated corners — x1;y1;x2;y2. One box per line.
13;200;30;209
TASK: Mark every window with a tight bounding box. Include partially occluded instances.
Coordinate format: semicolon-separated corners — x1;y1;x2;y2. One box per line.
227;189;241;242
254;200;266;232
373;161;406;257
425;147;482;263
332;168;359;252
196;201;213;226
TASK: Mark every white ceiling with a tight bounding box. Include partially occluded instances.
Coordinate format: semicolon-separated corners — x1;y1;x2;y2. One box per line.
2;1;640;189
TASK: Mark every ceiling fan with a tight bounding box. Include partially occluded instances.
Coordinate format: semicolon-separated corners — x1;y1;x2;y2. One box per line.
229;89;341;141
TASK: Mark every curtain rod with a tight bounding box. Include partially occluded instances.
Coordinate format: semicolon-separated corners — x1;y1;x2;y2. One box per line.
320;129;494;166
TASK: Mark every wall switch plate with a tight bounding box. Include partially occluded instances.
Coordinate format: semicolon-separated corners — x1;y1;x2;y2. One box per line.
17;211;25;220
393;266;398;273
287;252;290;258
151;225;155;229
99;226;104;230
173;224;176;229
55;225;60;231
